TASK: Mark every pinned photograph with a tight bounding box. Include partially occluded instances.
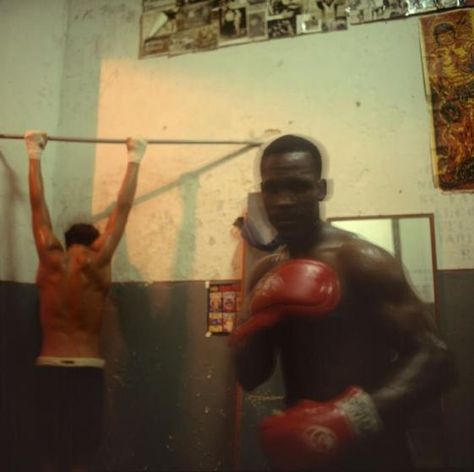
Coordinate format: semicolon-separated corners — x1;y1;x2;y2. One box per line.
176;1;212;30
209;289;223;313
296;12;322;33
219;2;248;44
140;5;179;57
169;28;197;55
349;0;408;24
407;0;463;15
223;291;237;313
194;22;220;50
268;16;297;38
268;0;303;17
141;35;171;57
348;0;376;24
222;313;235;333
247;9;268;39
313;0;348;32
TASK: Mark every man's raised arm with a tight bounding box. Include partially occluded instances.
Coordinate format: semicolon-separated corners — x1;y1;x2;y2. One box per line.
346;242;456;422
25;130;63;263
93;137;147;266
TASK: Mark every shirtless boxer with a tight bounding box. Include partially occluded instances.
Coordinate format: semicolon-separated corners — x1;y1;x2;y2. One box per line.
231;134;454;470
25;131;147;472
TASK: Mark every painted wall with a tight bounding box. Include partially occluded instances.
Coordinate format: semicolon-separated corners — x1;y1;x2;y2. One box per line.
0;0;68;282
1;1;474;469
1;0;473;284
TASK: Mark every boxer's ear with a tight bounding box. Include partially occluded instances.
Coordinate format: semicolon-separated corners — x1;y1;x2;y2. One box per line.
315;179;327;201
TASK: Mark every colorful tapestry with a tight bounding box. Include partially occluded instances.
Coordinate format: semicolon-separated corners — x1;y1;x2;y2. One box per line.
420;9;474;190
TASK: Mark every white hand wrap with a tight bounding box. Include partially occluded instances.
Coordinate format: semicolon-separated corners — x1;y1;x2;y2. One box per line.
127;137;148;164
337;388;383;439
24;130;47;160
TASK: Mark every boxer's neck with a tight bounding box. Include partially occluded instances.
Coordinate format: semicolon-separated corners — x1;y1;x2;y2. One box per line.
286;220;326;256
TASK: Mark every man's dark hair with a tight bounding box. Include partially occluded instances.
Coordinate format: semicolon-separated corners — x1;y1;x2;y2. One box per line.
261;134;323;177
65;223;100;248
433;23;455;44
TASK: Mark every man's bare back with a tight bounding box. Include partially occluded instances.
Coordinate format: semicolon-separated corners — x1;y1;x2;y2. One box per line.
36;245;111;359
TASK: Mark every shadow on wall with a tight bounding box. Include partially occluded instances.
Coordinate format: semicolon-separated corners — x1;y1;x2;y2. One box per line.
91;143;257;281
91;145;252;468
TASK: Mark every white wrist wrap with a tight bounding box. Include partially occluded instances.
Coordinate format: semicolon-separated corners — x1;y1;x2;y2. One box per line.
27;148;42;160
337;389;383;438
25;130;47;160
127;137;147;163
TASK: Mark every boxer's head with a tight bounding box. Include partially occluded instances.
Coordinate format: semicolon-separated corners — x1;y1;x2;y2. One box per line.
261;134;323;178
65;223;100;249
260;134;327;243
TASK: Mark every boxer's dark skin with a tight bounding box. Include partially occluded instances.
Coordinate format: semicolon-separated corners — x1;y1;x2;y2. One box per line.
233;145;454;467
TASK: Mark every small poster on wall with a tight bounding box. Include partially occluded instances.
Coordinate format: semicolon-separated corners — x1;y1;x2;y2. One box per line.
207;281;242;334
420;8;474;191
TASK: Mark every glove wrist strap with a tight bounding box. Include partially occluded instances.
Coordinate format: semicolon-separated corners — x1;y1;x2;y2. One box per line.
337;388;383;438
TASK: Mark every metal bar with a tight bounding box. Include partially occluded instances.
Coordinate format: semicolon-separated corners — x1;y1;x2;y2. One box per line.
0;133;263;146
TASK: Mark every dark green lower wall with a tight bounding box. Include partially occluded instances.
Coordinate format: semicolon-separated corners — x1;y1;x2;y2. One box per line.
0;281;237;471
0;282;41;471
437;270;474;469
1;271;474;470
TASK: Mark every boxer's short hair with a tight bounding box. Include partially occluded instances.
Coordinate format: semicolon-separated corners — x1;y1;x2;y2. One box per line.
261;134;323;178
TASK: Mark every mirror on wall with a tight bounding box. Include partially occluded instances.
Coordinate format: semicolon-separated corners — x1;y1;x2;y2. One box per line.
328;214;438;320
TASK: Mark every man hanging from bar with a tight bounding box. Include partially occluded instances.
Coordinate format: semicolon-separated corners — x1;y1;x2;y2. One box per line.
24;130;147;472
230;134;455;471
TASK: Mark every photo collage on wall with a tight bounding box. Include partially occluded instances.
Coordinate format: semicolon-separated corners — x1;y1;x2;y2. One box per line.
349;0;464;25
420;8;474;191
207;280;241;334
140;0;467;58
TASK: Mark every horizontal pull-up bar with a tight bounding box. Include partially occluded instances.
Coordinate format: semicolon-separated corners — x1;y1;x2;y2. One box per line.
0;133;263;146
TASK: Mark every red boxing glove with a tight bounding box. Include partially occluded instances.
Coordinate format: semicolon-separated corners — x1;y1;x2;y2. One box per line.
230;259;341;347
259;386;382;470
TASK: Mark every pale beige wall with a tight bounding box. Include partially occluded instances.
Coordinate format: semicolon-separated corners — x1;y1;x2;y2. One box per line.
1;0;473;282
0;0;68;282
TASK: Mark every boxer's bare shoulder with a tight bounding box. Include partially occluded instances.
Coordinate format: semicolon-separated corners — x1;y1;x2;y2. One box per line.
314;224;403;293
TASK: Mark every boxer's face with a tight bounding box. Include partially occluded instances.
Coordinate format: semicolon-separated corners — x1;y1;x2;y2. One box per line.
261;151;325;241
